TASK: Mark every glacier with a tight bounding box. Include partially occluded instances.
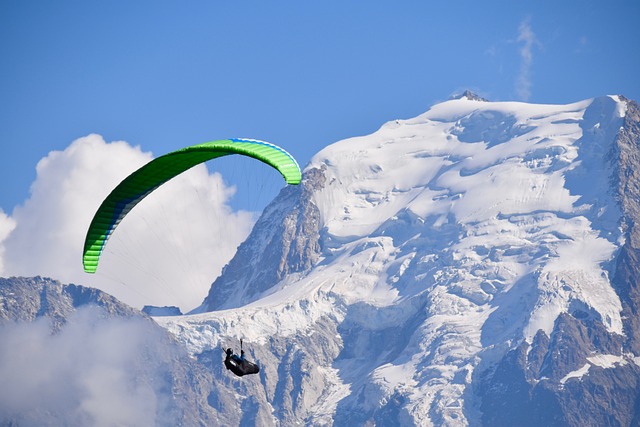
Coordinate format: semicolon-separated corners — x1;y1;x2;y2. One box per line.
154;93;636;426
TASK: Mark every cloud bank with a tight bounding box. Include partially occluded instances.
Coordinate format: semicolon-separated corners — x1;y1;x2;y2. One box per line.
0;306;178;426
0;135;255;312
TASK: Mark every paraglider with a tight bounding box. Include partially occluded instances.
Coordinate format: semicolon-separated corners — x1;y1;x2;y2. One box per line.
82;138;301;274
224;339;260;377
82;138;297;379
82;138;302;376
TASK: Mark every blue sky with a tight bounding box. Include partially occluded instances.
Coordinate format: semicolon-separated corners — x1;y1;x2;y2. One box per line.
1;1;639;309
2;0;639;214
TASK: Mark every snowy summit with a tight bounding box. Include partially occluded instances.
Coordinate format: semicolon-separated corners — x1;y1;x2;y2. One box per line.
157;94;637;425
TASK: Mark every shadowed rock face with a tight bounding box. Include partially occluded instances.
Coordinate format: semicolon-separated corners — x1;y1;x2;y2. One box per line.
477;98;640;427
199;166;325;311
616;96;640;249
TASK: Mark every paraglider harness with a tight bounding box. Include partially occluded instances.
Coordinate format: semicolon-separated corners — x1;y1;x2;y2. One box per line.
224;339;260;377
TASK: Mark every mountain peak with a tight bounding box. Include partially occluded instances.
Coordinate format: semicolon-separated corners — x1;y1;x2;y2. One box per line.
449;89;488;101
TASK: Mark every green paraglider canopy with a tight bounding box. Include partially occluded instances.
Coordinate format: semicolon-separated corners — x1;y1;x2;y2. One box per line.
83;138;301;273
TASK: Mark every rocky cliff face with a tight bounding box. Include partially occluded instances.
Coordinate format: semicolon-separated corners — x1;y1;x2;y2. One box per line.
477;98;640;426
197;166;325;311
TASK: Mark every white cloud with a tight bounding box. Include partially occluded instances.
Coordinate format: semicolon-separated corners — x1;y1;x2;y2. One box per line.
0;210;16;274
574;35;589;54
0;135;255;312
0;307;176;426
516;18;537;101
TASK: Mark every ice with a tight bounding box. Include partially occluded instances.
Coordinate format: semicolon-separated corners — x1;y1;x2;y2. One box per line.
560;363;591;384
587;354;627;369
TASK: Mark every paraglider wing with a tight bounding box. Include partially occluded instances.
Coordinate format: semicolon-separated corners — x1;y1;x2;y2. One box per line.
82;138;301;273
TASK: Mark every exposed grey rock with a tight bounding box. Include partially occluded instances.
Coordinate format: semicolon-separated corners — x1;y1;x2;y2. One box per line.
449;90;489;102
615;96;640;249
612;98;640;356
198;166;325;311
477;312;640;427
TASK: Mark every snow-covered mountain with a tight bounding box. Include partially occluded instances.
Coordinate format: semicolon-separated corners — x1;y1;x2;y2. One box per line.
4;93;640;426
156;93;640;425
